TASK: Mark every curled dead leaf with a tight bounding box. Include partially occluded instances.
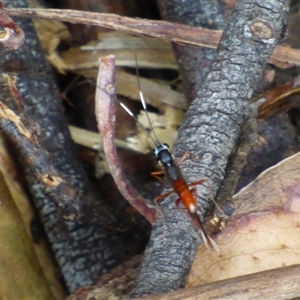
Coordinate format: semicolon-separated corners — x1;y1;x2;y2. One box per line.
188;151;300;287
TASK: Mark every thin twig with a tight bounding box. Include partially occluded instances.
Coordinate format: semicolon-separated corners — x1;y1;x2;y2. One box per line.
5;7;300;67
95;55;156;224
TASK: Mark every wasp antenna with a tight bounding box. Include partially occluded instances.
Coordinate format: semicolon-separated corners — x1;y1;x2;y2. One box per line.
119;101;157;147
120;102;134;118
135;54;161;146
139;90;147;110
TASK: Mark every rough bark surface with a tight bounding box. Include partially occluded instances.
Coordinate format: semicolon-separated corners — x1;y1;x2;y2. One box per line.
157;0;227;104
0;0;126;293
131;0;290;296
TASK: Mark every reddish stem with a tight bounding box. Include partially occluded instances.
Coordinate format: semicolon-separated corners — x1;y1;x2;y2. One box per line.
95;55;156;224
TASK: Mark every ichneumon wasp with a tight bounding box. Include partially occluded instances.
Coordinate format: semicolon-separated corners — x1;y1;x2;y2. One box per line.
120;59;218;251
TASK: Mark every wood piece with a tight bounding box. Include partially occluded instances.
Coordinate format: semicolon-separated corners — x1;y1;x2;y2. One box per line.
135;264;300;300
6;7;300;68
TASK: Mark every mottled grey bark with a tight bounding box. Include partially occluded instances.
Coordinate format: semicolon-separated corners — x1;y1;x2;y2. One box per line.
0;0;126;293
131;0;290;296
157;0;228;104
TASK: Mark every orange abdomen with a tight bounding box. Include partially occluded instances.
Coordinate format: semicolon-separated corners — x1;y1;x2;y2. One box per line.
173;179;197;213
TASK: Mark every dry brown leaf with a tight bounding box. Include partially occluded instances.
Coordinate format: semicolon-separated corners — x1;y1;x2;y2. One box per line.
33;18;71;55
116;70;186;110
0;160;58;299
60;32;176;72
187;151;300;287
72;68;185;110
32;18;71;74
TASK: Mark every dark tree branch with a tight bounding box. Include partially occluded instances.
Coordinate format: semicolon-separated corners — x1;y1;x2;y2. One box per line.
0;78;131;230
0;0;129;293
131;0;290;296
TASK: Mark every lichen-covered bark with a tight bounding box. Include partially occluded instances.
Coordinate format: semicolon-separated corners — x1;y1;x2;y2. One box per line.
131;0;290;296
0;0;126;293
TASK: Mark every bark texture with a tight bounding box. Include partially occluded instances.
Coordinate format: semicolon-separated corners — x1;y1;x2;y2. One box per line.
0;0;127;293
157;0;227;104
